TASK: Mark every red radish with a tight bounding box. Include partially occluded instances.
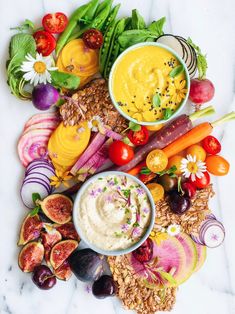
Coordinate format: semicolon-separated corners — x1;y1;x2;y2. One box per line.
132;238;153;263
189;78;215;105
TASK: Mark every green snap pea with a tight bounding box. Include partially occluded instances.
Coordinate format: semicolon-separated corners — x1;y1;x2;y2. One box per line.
56;2;92;56
83;0;100;23
95;0;113;16
101;3;121;34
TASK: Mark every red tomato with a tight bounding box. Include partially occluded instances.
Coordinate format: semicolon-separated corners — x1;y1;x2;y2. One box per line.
33;31;56;56
108;140;134;166
190;171;210;189
128;126;149;146
202;136;221;155
42;12;68;34
82;29;103;49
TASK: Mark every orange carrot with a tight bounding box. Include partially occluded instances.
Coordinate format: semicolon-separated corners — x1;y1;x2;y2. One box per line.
127;161;146;176
163;122;213;158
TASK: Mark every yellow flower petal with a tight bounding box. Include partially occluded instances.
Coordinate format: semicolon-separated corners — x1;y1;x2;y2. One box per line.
55;182;61;188
63;181;70;188
63;176;73;181
50;176;58;181
50;181;58;186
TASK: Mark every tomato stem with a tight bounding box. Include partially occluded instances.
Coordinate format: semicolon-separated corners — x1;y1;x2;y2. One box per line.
211;111;235;127
189;105;215;122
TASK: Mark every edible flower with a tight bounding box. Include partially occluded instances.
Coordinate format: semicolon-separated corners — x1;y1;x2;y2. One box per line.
169;79;187;103
88;115;104;132
150;231;168;245
50;169;73;188
21;53;57;86
167;224;181;236
180;154;206;181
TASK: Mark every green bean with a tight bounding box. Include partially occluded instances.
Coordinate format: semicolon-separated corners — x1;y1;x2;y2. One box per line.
99;20;117;73
101;3;121;34
56;2;92;56
103;18;126;78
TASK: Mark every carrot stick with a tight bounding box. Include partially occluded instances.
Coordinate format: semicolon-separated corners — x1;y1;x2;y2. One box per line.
163;112;235;158
127;161;146;175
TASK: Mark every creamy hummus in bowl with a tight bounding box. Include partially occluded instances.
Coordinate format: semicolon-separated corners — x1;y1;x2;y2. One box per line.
109;42;190;126
73;171;155;256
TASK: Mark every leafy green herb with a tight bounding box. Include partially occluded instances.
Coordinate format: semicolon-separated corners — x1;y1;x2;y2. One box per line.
187;37;208;79
147;17;166;36
178;176;183;194
122;189;131;198
126;218;131;224
122;136;131;145
10;19;35;33
163;108;173;120
129;121;141;132
103;186;107;192
125;208;130;214
157;165;177;177
114;177;118;185
158;270;177;286
133;222;140;227
140;167;151;175
131;9;146;30
152;93;161;107
32;193;41;205
114;232;123;238
169;65;184;78
118;30;155;49
98;177;103;180
50;70;80;90
29;206;40;217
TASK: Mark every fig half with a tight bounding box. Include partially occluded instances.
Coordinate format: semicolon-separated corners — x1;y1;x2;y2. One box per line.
18;214;42;246
54;260;72;281
55;222;80;241
18;241;44;273
41;228;62;265
50;240;79;270
40;194;73;224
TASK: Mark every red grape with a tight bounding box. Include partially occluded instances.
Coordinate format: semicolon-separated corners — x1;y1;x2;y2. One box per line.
189;78;215;104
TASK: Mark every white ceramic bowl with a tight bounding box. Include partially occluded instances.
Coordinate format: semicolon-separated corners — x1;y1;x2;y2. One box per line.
109;42;190;126
73;171;155;256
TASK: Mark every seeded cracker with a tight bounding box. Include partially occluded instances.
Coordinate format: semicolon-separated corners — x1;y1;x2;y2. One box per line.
108;185;213;314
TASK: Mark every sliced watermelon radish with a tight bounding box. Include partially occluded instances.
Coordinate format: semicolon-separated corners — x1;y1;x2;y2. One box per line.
156;34;185;60
176;233;198;284
18;129;53;167
23;120;59;135
21;180;50;208
191;234;204;245
128;234;187;288
194;243;207;273
23;112;60;131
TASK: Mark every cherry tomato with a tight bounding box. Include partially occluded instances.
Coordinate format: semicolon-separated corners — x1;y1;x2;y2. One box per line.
108;140;134;166
146;183;164;202
182;182;196;198
42;12;68;34
186;144;206;161
190;171;210;189
205;155;230;176
127;126;149;146
202;136;221;155
33;30;56;56
146;149;168;173
139;172;156;184
82;29;103;49
167;155;184;175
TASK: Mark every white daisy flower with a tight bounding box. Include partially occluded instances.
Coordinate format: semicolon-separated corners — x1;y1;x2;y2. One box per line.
180;154;207;182
167;224;181;236
21;53;57;86
88;115;103;132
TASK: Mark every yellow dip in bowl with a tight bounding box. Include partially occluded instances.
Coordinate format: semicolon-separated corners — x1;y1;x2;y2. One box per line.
109;43;190;125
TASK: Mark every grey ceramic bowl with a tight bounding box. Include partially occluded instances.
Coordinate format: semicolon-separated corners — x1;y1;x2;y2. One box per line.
73;171;155;256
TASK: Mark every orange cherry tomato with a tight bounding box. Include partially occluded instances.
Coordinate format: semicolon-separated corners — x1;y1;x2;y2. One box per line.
146;124;164;131
146;149;168;173
205;155;230;176
186;144;206;161
146;183;164;202
167;155;184;175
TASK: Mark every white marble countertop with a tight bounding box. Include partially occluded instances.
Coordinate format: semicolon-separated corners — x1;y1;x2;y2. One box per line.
1;0;235;313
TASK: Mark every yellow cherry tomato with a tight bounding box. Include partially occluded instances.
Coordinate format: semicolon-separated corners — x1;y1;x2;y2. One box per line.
146;124;164;131
146;149;168;173
167;155;184;175
186;144;206;161
147;183;164;202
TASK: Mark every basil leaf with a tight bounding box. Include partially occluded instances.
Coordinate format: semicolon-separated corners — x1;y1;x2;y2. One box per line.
163;108;173;120
50;70;80;90
32;193;41;205
29;206;40;217
10;19;35;32
131;9;146;30
10;33;36;59
148;17;166;37
169;65;184;78
157;165;177;177
128;121;141;132
158;270;177;286
118;30;154;49
140;167;151;175
122;136;131;145
152;93;161;107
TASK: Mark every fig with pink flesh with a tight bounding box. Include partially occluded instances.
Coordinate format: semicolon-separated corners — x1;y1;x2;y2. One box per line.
40;194;73;224
54;260;72;281
55;222;80;241
18;214;42;245
18;241;44;272
41;228;62;265
50;239;79;270
32;265;57;289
